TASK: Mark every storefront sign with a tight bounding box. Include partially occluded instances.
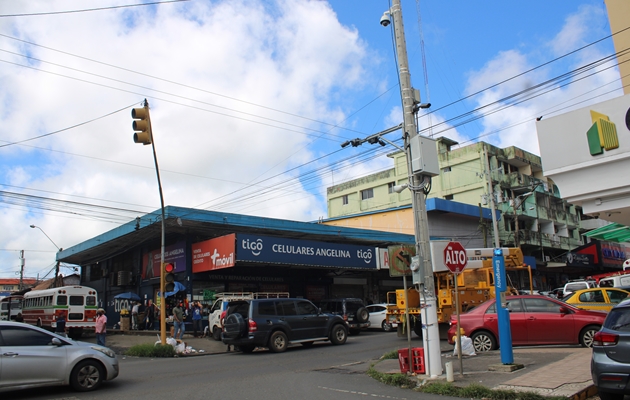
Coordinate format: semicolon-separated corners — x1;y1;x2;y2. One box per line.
236;233;377;269
142;240;187;279
192;234;236;273
564;252;593;267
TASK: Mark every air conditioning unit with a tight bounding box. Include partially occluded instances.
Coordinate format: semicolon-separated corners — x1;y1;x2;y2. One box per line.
117;271;133;286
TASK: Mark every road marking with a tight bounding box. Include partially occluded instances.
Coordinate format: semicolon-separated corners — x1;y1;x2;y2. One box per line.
318;386;408;399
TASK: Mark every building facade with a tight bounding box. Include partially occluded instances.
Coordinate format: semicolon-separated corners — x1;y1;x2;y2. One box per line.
327;139;584;267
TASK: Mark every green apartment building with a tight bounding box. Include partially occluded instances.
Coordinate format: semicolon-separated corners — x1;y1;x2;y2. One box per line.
326;138;584;269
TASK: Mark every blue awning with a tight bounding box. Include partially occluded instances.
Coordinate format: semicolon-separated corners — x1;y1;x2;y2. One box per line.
157;281;186;298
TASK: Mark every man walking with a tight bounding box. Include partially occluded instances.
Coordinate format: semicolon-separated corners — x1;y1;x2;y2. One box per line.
172;301;185;340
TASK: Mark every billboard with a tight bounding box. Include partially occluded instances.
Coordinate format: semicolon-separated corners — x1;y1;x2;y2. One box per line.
236;233;376;269
142;240;187;280
192;234;236;273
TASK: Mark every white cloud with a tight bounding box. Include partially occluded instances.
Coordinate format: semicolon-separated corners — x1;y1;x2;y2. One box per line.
0;0;371;277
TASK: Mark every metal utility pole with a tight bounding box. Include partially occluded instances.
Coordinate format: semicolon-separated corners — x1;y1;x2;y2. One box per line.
132;99;167;346
388;0;441;377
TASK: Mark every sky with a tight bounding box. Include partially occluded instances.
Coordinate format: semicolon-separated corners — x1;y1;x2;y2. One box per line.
0;0;623;279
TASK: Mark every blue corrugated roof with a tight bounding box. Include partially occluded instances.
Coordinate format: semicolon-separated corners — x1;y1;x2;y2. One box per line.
58;206;416;263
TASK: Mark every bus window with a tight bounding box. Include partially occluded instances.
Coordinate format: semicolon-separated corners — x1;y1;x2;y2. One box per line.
57;295;67;306
86;296;96;306
69;296;84;306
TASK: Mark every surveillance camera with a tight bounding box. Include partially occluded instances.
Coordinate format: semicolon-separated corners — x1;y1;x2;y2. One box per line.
380;13;391;27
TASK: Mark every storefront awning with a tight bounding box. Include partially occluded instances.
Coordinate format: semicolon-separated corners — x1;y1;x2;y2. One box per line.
584;223;630;243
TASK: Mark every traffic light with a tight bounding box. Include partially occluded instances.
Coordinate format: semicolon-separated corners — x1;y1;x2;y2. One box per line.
132;100;152;145
164;263;175;292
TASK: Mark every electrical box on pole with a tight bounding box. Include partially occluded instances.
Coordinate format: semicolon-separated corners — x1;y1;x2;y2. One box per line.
409;135;439;177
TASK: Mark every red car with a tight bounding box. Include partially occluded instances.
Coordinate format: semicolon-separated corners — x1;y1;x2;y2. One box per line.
447;295;607;353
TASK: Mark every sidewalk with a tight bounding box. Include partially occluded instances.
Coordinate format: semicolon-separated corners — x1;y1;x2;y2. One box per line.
373;346;596;400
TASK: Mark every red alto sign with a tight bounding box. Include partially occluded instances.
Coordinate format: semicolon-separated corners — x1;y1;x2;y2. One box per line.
444;241;468;274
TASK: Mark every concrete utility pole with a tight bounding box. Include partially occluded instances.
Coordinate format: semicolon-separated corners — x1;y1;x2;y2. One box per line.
19;250;25;290
388;0;441;378
483;146;501;247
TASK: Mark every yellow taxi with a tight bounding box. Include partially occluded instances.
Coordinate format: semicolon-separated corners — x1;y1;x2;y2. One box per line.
562;287;630;312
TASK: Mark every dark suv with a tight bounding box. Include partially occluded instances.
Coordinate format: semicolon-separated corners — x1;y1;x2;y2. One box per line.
221;298;348;353
318;298;370;335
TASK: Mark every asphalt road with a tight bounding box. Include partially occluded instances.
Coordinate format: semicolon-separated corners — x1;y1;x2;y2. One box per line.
6;330;455;400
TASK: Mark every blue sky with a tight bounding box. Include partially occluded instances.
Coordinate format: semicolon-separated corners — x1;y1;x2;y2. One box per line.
0;0;623;278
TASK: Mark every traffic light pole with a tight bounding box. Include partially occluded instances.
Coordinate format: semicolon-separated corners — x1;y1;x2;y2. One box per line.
132;99;167;345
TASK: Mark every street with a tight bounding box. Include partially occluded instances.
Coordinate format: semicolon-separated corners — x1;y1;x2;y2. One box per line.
5;330;453;400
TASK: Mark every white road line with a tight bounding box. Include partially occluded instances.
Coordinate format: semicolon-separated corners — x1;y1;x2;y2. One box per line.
318;386;408;399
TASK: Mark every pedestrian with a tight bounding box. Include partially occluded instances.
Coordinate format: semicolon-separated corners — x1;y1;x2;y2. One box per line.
132;301;139;330
95;308;107;347
14;312;24;322
221;308;231;351
172;301;185;340
145;299;155;330
192;301;202;338
55;312;67;337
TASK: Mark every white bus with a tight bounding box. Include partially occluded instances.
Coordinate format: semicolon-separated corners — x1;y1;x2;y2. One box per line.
0;295;24;321
22;286;99;339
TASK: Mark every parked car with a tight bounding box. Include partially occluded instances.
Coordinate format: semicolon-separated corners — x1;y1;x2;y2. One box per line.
563;280;598;298
0;321;119;392
318;298;370;335
562;288;630;312
447;295;606;353
221;298;348;353
591;298;630;400
366;303;397;332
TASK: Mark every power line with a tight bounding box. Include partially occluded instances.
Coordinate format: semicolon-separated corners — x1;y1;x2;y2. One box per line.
0;1;189;18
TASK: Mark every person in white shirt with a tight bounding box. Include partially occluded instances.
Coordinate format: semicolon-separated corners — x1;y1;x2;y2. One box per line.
132;302;140;330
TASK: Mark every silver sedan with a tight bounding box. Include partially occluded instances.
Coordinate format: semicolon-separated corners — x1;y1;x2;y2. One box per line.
0;321;119;392
366;303;398;332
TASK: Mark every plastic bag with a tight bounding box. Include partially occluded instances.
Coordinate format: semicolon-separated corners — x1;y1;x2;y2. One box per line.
453;335;476;356
174;342;186;354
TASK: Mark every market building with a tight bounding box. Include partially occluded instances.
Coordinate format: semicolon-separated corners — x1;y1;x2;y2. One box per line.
57;206;416;327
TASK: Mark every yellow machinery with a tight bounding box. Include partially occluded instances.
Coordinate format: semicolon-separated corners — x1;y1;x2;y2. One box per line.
386;247;533;336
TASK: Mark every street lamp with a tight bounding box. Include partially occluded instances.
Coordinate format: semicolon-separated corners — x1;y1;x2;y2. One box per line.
30;224;62;287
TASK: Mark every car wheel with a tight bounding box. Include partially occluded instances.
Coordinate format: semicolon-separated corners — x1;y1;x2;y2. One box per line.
356;307;369;323
597;390;625;400
381;320;393;332
224;313;246;339
330;324;347;345
471;331;496;352
579;325;600;348
268;331;288;353
70;359;104;392
212;326;222;341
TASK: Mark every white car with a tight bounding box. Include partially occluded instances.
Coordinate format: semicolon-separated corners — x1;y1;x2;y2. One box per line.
366;303;397;332
0;321;119;392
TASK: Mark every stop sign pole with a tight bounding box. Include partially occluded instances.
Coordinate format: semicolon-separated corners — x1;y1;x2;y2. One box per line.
444;241;467;377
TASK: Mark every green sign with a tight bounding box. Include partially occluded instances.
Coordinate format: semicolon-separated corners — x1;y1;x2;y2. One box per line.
203;290;216;301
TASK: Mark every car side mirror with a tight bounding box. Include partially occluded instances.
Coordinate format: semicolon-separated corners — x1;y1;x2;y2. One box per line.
559;307;569;314
51;337;63;346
